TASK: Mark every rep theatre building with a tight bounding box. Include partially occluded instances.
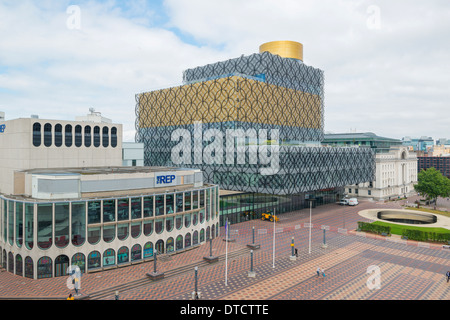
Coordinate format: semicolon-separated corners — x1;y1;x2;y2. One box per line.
0;114;219;279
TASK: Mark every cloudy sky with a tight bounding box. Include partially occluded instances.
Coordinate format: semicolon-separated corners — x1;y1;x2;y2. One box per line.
0;0;449;141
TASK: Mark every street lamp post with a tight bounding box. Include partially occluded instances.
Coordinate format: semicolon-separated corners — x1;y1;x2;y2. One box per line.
308;199;312;254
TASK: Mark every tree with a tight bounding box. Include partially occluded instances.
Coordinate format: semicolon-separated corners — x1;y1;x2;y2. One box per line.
414;167;450;209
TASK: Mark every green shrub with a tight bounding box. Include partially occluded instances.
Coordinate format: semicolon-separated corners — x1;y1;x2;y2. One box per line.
357;221;391;236
402;229;450;243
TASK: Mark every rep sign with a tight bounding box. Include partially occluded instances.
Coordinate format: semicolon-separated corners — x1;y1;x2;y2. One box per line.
0;124;5;133
156;174;176;185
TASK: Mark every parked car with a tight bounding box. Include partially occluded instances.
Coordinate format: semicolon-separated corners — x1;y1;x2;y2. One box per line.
339;199;349;205
348;198;358;206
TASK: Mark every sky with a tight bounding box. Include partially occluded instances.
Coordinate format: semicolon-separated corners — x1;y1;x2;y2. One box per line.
0;0;449;142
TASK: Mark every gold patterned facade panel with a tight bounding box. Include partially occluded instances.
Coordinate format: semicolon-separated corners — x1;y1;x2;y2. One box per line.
137;76;321;129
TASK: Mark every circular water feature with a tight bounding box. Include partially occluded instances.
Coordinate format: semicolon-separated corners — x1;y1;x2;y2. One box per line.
376;210;437;225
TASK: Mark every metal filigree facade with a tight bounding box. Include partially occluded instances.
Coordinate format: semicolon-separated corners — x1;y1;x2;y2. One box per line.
135;51;375;195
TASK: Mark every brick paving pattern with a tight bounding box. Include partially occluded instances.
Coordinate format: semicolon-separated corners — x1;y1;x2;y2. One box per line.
0;198;449;300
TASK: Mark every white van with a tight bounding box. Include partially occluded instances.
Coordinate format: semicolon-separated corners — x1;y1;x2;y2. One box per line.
339;199;349;205
348;198;358;206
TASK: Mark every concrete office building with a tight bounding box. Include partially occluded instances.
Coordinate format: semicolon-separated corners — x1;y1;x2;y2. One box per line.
0;114;219;279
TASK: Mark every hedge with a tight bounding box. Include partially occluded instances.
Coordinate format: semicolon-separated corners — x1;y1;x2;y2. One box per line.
401;229;450;243
357;221;391;236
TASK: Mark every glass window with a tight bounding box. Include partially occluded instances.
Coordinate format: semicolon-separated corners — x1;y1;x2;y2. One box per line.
199;209;205;224
176;193;183;213
103;199;115;223
185;233;191;248
176;235;183;250
200;190;205;207
3;200;7;243
103;249;115;267
111;127;117;148
192;212;198;226
15;255;22;276
43;123;52;147
8;201;14;245
75;125;82;147
37;256;52;279
155;218;164;234
65;125;72;147
33;123;41;147
131;244;142;261
71;202;85;246
200;229;205;242
37;203;52;249
176;215;183;230
25;256;34;279
118;223;129;240
184;213;191;228
166;216;174;232
143;242;153;258
131;197;141;219
87;201;101;224
184;192;191;211
193;230;198;245
131;222;141;238
155;195;164;216
71;253;85;273
118;199;129;221
16;202;23;247
166;237;174;253
93;126;100;147
166;194;174;214
118;246;129;264
155;239;164;254
54;124;62;147
103;225;115;243
143;220;153;236
88;251;101;270
55;202;69;248
84;125;91;147
102;126;109;147
25;203;34;249
193;191;198;210
143;196;153;217
88;227;101;245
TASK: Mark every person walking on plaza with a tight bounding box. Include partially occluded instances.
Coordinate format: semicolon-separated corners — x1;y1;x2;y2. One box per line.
446;270;450;283
317;267;321;277
322;269;326;278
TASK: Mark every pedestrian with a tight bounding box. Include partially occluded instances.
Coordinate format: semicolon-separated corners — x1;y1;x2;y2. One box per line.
446;270;450;283
322;269;326;278
316;267;321;277
295;248;298;257
67;293;74;300
74;277;81;296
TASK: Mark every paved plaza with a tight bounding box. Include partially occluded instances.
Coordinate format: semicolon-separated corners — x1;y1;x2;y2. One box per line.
0;198;449;300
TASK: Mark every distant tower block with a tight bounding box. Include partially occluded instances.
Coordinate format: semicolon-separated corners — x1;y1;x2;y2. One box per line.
259;41;303;61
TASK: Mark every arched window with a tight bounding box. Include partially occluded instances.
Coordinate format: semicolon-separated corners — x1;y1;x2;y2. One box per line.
25;203;34;249
43;123;52;147
155;219;164;234
93;126;100;147
111;127;117;148
37;203;52;250
185;233;191;248
54;124;62;147
84;126;91;147
200;228;205;242
65;125;72;147
25;256;34;279
75;125;82;147
176;215;183;230
15;254;23;276
131;222;141;238
143;242;153;258
32;123;41;147
117;246;129;264
55;255;70;277
118;223;129;241
71;202;85;246
87;251;101;270
55;203;69;248
8;252;14;273
71;253;85;273
166;217;174;232
193;230;199;245
176;235;183;250
143;220;153;236
88;227;100;245
37;256;52;279
131;244;142;261
155;239;164;254
166;237;174;253
103;225;115;243
103;249;115;267
102;126;109;147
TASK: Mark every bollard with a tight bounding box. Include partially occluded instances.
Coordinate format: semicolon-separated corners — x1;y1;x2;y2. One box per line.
290;237;296;261
322;229;328;248
248;250;256;278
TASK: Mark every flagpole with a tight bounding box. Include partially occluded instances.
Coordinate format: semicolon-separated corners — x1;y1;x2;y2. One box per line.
225;217;228;286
